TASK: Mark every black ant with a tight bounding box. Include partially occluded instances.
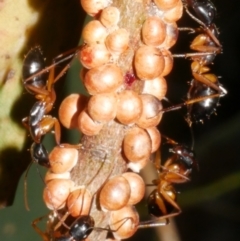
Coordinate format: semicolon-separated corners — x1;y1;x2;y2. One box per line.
32;214;97;241
170;0;227;124
146;136;197;221
22;46;83;210
22;45;85;144
33;212;134;241
31;158;170;241
54;215;109;241
22;45;84;156
22;46;67;145
178;0;221;68
54;132;197;235
32;207;168;241
32;171;116;241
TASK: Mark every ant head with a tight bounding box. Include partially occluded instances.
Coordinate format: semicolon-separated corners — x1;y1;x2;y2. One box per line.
30;142;50;168
187;0;217;26
169;144;197;170
53;215;94;241
69;215;94;241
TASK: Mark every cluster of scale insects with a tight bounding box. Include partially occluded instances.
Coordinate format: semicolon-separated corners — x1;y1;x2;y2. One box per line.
21;0;226;240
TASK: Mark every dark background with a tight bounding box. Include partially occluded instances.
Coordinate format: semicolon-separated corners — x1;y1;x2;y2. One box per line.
0;1;239;241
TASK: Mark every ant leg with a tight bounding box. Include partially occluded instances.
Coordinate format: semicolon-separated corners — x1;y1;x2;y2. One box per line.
161;135;178;146
24;85;50;97
184;6;221;47
51;61;71;85
161;93;221;114
46;56;72;91
190;34;221;53
53;211;71;231
192;72;227;94
24;45;82;84
160;183;181;212
178;27;197;33
153;149;161;172
59;143;83;149
46;45;84;89
139;191;180;228
172;52;217;60
32;215;50;241
161;165;191;183
39;116;61;145
138;213;182;229
52;45;83;64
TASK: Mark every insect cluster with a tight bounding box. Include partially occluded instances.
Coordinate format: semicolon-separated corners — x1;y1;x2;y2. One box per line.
21;0;225;241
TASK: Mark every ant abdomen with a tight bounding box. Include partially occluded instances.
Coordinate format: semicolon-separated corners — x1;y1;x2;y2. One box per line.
186;0;217;26
187;80;220;123
22;46;47;94
147;189;176;218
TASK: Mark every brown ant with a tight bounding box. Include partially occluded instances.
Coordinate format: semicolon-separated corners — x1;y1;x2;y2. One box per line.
31;154;169;241
145;136;197;222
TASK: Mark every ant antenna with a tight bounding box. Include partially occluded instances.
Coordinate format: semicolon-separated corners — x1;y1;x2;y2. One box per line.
24;161;33;211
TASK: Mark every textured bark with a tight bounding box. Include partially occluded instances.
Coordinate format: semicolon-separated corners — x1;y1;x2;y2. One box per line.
70;1;149;240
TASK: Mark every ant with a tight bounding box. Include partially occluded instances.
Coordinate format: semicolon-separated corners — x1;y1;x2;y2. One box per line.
22;46;68;145
31;149;116;240
32;159;170;241
53;215;111;241
22;46;82;210
33;212;135;241
170;0;227;124
146;135;197;221
178;0;221;68
32;214;98;241
22;45;84;156
32;205;168;241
